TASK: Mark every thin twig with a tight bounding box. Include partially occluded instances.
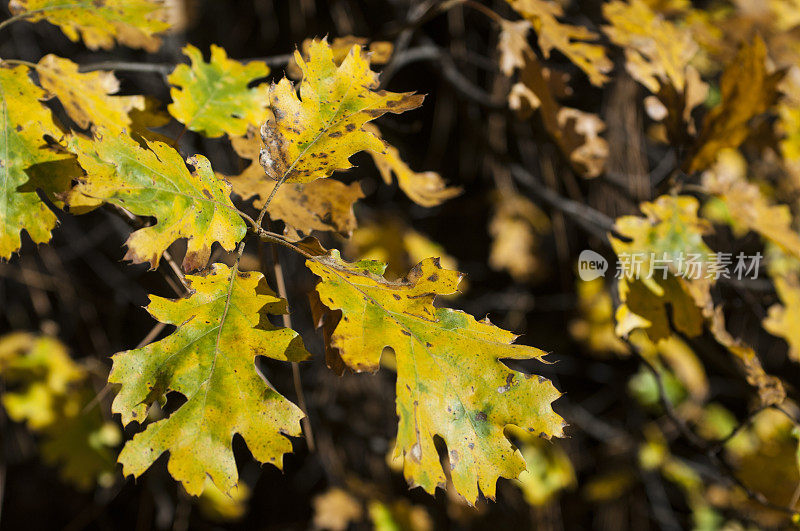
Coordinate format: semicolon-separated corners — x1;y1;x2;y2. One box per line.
266;222;315;451
707;405;768;454
108;205;191;295
0;7;56;32
510;164;619;239
632;342;800;517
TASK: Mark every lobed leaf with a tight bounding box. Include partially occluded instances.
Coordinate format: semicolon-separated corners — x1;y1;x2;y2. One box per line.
511;54;608;177
9;0;170;51
260;38;423;184
66;131;246;271
110;264;309;496
0;65;77;259
307;251;564;504
36;55;145;132
228;128;364;237
507;0;611;86
168;45;270;138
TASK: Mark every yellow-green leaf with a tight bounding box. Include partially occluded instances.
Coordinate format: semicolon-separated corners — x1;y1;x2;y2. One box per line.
261;38;423;184
36;54;145;132
0;333;120;489
0;65;76;259
611;195;714;342
40;390;121;489
9;0;170;51
307;251;564;504
110;264;308;496
66;131;246;271
168;45;270;138
0;332;84;430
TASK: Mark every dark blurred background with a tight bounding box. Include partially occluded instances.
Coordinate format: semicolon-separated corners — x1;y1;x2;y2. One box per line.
1;0;786;529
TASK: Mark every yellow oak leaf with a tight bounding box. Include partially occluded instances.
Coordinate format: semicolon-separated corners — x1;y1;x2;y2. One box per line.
168;44;270;138
498;18;534;76
307;251;564;504
66;130;246;271
110;264;309;496
260;38;423;184
36;55;145;132
612;196;786;405
603;0;698;93
9;0;170;51
507;0;612;86
688;36;782;173
288;36;394;78
513;54;608;177
489;192;550;283
0;64;78;259
363;124;461;207
611;196;714;342
701;149;800;259
227;128;363;237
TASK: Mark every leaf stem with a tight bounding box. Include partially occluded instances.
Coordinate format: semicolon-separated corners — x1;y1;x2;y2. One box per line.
255;176;288;228
0;58;38;69
0;11;34;33
0;4;96;32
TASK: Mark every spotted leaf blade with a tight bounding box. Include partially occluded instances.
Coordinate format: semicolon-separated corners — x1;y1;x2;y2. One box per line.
110;265;308;496
36;55;145;132
66;131;246;271
307;251;564;504
260;38;423;184
9;0;170;51
0;65;77;259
